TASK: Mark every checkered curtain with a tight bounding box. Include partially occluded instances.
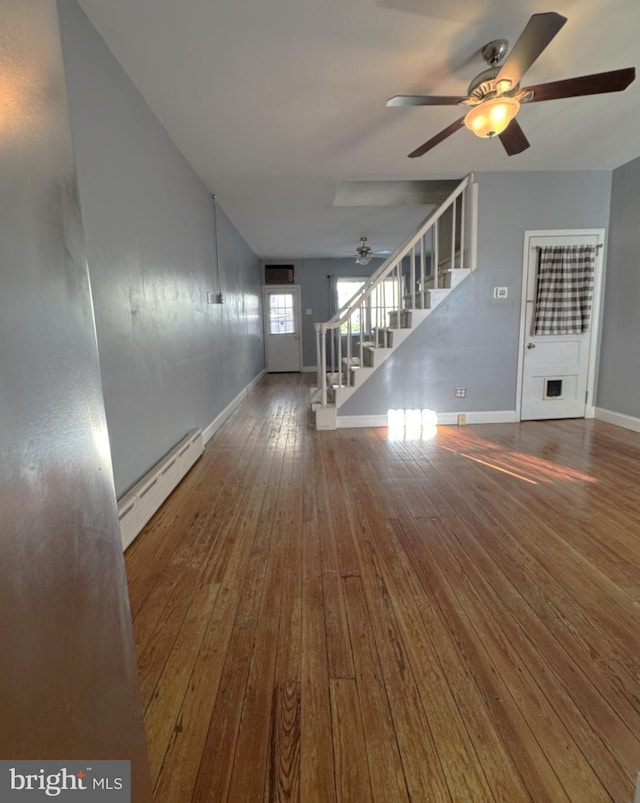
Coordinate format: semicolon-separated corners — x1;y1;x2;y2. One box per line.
533;245;596;335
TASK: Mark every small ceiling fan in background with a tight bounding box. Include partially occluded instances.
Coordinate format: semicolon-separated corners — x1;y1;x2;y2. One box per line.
353;237;393;265
355;237;373;265
387;11;636;158
327;237;391;264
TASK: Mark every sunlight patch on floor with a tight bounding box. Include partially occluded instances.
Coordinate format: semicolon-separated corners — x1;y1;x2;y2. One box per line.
439;431;598;485
387;409;437;441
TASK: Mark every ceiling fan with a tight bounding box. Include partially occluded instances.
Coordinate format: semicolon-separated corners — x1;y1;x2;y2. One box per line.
387;11;636;158
355;237;374;265
342;237;390;265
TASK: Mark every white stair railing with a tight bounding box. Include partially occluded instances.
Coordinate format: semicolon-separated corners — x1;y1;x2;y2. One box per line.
314;174;477;407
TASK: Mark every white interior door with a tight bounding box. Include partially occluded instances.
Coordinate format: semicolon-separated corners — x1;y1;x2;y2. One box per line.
263;286;302;373
519;231;603;421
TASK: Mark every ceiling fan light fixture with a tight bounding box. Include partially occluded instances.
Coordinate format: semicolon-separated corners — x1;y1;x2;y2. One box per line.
464;96;520;138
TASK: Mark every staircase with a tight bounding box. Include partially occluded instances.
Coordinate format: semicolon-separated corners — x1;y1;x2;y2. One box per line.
312;174;478;430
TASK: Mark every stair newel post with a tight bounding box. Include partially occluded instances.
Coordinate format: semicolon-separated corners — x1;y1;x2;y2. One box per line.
396;261;402;317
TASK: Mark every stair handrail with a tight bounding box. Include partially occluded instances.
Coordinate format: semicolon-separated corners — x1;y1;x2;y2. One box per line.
325;173;474;331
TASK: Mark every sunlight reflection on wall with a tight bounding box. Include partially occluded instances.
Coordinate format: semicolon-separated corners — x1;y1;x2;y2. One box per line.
387;409;438;441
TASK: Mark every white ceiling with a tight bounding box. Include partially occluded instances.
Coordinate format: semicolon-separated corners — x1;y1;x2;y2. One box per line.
76;0;640;259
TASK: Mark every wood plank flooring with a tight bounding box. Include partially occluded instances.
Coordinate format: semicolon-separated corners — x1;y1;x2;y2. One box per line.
125;374;640;802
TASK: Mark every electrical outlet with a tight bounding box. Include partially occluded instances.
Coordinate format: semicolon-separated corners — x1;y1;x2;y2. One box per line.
455;387;467;398
457;414;467;426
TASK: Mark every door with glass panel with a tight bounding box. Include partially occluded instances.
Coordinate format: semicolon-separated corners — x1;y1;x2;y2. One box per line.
519;231;603;420
263;286;302;372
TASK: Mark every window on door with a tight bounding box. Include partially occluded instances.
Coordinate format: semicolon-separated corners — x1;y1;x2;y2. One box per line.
336;277;399;335
268;293;295;334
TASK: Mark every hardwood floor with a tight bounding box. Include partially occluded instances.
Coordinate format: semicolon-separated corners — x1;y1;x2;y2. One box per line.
125;374;640;802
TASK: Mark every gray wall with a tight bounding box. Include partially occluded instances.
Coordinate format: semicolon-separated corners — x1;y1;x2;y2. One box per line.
596;154;640;418
339;171;612;417
273;258;385;367
0;1;151;797
58;0;264;496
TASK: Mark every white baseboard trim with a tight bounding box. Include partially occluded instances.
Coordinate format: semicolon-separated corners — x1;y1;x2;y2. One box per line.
594;407;640;433
301;365;317;373
436;410;519;426
336;414;388;428
336;409;518;429
203;369;267;445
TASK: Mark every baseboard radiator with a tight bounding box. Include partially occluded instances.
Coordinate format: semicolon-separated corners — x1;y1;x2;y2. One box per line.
117;429;203;550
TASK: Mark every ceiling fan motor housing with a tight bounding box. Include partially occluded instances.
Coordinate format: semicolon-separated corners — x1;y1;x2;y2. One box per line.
481;39;508;66
464;39;511;101
467;67;502;101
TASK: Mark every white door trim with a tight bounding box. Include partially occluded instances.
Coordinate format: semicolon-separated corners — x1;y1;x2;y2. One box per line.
262;284;303;372
516;229;605;421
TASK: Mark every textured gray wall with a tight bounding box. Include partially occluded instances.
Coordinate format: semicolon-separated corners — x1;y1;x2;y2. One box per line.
278;258;385;367
339;171;612;417
596;155;640;418
58;0;264;496
0;1;151;796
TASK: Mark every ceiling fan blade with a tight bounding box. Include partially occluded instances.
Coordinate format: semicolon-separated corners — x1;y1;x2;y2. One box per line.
498;118;530;156
522;67;636;103
408;116;466;158
496;12;567;88
387;95;467;107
